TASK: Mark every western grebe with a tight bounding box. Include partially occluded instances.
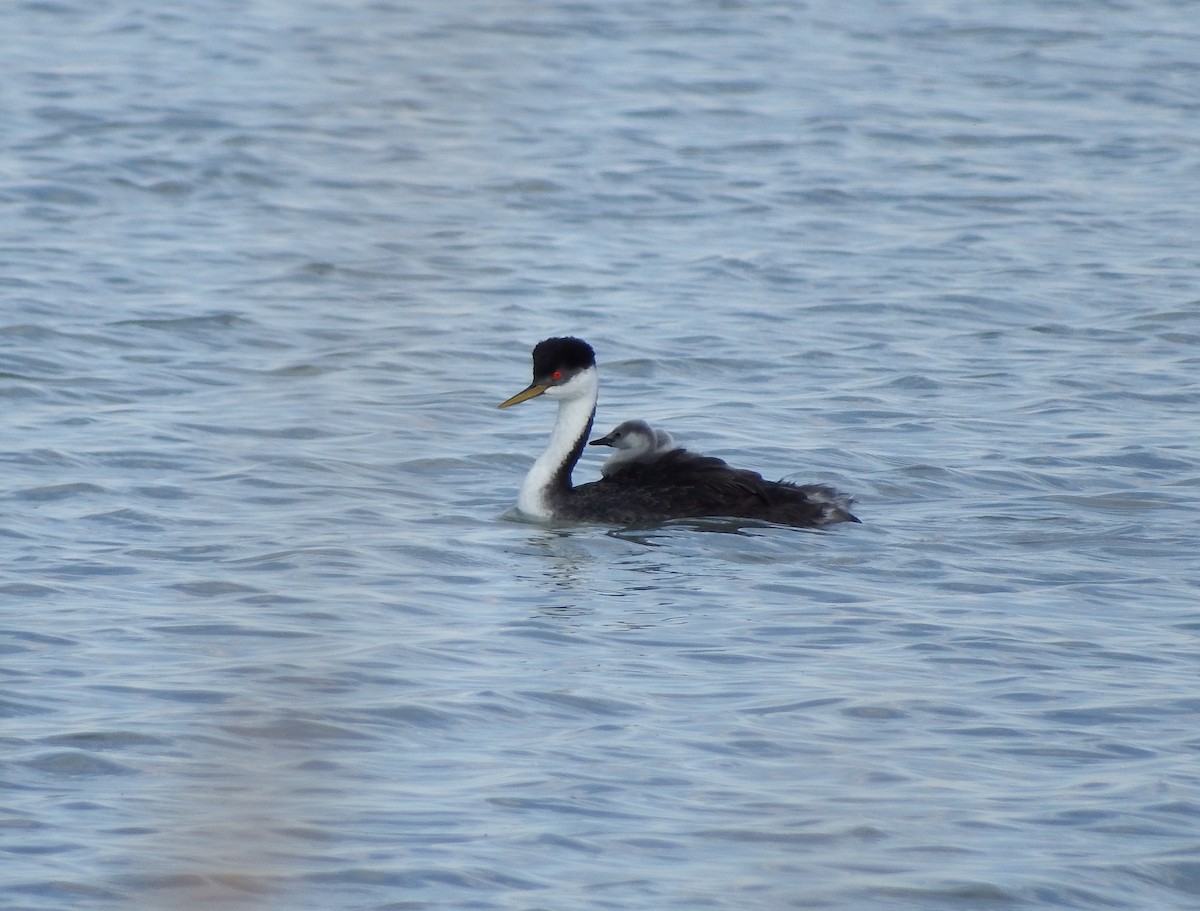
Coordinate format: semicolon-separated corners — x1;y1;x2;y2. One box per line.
589;419;678;477
498;336;859;527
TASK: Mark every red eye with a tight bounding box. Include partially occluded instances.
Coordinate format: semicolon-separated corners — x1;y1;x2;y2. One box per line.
552;370;563;380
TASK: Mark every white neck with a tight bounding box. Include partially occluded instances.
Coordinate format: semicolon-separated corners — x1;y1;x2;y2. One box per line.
599;449;635;477
600;429;677;477
600;446;646;477
517;367;598;519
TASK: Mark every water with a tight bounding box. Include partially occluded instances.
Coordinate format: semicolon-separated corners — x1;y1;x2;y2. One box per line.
4;1;1200;909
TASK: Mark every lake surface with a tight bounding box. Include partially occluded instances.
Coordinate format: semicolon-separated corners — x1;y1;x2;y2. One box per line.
4;1;1200;909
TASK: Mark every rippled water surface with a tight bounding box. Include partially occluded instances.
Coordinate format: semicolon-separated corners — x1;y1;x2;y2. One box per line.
4;2;1200;909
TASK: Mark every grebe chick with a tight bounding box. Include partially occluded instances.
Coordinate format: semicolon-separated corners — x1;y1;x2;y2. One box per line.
589;419;678;477
498;336;859;527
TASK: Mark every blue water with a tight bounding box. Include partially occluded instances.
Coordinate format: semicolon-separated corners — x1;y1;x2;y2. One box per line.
4;2;1200;909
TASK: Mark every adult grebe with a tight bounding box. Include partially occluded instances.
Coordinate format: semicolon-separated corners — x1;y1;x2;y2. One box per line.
589;419;678;477
498;337;859;527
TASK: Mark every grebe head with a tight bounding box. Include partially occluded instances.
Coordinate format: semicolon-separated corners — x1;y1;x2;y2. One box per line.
589;419;678;477
498;337;597;408
590;419;660;452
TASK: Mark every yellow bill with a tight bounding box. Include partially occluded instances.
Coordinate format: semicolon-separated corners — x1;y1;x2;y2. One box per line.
498;383;549;409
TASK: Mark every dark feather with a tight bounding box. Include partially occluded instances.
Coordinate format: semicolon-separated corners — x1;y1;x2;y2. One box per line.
554;447;858;527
